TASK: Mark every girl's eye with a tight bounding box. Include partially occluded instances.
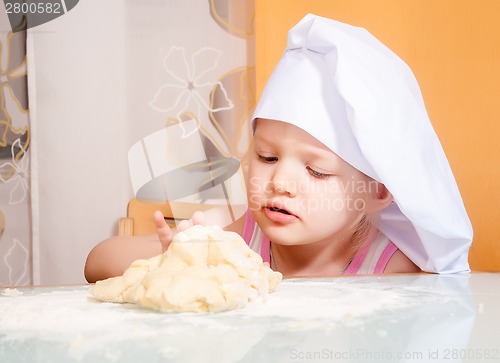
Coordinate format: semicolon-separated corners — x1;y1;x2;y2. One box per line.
258;154;278;163
307;166;332;179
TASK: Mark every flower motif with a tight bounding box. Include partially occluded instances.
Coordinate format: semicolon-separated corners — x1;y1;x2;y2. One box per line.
0;31;28;89
1;29;29;149
149;47;233;138
2;238;30;286
0;138;29;204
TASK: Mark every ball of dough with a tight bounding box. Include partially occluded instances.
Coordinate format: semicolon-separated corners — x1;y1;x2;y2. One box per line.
91;225;282;312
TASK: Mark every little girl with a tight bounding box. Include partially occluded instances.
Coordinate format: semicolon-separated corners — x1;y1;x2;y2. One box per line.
85;14;472;282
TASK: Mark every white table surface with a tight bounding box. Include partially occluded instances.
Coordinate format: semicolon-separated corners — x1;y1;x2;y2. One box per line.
1;273;499;363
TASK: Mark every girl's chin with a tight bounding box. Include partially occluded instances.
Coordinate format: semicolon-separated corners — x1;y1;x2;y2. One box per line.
260;225;304;246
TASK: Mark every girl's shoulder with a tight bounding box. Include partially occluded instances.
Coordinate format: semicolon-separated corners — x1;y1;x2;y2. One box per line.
384;249;421;273
347;231;421;274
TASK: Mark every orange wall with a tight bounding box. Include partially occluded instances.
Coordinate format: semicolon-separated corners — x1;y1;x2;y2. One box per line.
255;0;500;271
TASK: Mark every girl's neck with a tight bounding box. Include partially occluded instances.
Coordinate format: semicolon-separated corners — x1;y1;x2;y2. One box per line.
270;225;377;277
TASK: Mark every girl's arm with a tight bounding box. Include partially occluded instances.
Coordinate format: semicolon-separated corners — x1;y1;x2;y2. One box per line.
84;208;246;283
84;233;162;283
84;211;200;283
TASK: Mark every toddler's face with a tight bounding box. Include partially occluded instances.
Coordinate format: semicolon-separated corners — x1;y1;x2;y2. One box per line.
247;119;380;247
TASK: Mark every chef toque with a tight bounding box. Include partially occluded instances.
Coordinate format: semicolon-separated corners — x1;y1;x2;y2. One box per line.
252;14;472;273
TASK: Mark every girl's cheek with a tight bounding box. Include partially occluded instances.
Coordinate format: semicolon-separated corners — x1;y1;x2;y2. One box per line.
248;176;273;195
248;194;263;210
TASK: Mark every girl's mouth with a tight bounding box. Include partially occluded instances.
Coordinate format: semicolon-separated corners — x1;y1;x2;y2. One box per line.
264;205;298;224
269;206;291;215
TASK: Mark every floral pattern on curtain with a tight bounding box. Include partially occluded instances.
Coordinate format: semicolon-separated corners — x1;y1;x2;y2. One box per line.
148;1;256;185
0;10;31;286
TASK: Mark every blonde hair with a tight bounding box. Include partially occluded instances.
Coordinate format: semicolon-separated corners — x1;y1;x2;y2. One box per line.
347;212;374;255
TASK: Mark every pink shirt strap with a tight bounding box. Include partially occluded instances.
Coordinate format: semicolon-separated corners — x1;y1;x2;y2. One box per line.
373;242;399;274
344;238;399;274
343;240;372;274
261;236;271;264
242;209;254;243
242;210;271;263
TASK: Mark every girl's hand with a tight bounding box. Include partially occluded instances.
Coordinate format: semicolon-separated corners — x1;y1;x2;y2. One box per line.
153;210;206;253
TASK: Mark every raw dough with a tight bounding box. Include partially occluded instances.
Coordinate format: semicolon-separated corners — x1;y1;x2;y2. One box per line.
91;225;282;312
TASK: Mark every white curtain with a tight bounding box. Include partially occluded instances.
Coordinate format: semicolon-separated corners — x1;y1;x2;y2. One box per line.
23;0;254;285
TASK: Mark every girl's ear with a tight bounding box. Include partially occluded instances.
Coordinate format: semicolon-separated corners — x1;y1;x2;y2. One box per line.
365;182;393;214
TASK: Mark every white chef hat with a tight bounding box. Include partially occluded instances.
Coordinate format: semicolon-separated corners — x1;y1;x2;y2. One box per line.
252;14;472;273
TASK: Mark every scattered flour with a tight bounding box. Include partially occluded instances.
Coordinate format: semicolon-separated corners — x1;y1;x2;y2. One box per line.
1;288;23;297
0;276;466;363
376;328;388;337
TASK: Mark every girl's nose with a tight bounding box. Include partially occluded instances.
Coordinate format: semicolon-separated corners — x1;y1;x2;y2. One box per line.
270;164;298;197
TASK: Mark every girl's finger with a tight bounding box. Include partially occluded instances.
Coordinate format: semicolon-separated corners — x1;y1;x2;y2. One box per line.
177;219;191;232
191;211;206;226
154;210;173;250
